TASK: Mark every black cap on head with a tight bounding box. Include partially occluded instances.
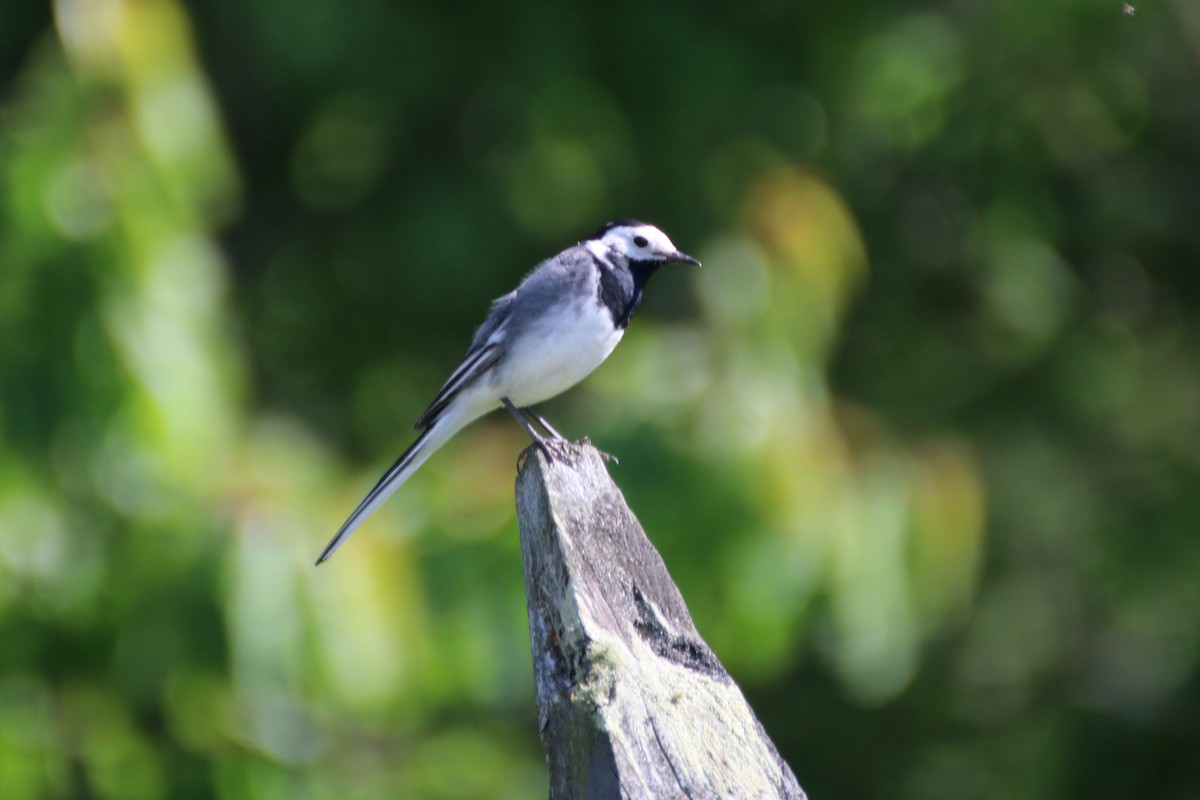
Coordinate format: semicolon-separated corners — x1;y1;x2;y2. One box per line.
588;219;651;240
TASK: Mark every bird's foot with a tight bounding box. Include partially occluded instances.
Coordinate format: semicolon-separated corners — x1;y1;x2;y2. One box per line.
518;436;615;469
580;436;618;464
538;436;577;464
517;436;577;469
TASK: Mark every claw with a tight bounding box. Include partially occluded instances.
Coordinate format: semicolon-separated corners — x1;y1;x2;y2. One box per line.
580;436;619;464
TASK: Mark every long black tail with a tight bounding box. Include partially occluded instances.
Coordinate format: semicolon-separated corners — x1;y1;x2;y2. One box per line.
314;425;435;565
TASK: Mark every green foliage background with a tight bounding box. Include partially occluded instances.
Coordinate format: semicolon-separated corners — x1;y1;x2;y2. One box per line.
2;0;1199;797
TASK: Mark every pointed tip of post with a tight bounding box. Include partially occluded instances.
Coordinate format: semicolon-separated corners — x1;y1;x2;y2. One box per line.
516;440;607;478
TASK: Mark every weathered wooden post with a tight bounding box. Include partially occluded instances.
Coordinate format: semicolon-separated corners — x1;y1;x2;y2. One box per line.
516;442;806;799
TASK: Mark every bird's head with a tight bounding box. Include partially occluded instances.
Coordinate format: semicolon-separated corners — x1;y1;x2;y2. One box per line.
587;220;701;269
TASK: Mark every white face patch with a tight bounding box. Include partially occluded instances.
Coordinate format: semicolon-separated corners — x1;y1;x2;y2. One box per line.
599;224;679;261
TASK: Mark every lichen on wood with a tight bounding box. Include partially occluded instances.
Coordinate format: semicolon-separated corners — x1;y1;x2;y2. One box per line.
516;442;806;800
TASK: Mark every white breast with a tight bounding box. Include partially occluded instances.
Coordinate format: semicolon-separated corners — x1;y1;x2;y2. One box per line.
490;298;623;408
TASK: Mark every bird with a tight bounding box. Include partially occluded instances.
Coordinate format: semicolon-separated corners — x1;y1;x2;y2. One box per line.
316;220;700;564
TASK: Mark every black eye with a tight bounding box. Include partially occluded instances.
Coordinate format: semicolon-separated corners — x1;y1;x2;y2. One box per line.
633;235;649;248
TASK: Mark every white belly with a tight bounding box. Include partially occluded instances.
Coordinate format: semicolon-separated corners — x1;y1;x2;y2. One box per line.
490;300;623;407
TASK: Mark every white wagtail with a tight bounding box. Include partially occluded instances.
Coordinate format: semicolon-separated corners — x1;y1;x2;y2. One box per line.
316;220;699;564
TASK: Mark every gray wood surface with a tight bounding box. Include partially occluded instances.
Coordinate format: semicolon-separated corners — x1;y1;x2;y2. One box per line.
516;442;807;800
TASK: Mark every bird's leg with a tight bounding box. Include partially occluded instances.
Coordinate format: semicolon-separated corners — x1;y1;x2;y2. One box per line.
520;407;566;440
523;406;619;465
501;397;571;463
501;397;548;445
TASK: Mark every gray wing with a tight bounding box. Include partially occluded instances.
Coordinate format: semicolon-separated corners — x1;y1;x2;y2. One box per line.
412;292;513;430
412;246;596;430
487;246;597;342
467;290;518;351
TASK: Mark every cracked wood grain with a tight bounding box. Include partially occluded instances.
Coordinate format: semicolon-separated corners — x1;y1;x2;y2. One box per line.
516;442;807;800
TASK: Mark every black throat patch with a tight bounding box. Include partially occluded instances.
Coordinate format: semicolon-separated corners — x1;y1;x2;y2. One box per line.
595;255;658;329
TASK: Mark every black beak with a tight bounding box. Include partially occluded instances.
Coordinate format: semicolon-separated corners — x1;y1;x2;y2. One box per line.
669;250;701;267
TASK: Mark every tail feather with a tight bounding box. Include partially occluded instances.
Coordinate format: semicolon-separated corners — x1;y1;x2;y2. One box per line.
315;403;481;564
